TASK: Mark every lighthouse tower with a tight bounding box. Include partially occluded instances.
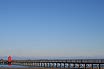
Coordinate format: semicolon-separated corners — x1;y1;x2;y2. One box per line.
8;56;12;64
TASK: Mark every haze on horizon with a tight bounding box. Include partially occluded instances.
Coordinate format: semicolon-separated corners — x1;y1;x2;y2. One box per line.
0;0;104;57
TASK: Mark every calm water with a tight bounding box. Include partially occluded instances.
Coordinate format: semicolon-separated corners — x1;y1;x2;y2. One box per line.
0;64;37;68
0;64;104;68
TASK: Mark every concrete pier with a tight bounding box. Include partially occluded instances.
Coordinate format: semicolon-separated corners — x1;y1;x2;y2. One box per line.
0;59;104;69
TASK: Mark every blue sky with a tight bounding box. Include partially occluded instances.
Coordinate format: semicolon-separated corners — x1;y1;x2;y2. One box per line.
0;0;104;57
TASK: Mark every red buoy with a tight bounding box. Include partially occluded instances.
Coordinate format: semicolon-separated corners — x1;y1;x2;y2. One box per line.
8;56;12;62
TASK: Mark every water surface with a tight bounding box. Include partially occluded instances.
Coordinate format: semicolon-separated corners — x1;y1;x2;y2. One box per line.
0;64;35;68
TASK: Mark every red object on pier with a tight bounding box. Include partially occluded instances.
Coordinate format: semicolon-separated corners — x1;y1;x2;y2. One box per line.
8;56;12;62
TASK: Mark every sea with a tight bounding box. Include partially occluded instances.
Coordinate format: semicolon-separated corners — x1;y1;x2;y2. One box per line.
0;64;104;68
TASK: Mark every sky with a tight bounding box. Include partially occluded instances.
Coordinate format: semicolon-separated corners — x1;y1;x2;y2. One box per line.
0;0;104;58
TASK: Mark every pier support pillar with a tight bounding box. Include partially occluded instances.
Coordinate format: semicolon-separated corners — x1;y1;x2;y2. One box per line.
78;64;80;69
99;64;100;69
85;64;86;69
68;63;70;68
91;64;93;69
56;63;57;68
60;63;61;68
64;63;65;68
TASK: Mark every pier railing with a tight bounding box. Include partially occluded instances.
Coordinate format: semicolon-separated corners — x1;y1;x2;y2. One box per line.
12;59;104;64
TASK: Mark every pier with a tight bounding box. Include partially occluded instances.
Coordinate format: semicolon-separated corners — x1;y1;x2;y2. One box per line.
0;59;104;69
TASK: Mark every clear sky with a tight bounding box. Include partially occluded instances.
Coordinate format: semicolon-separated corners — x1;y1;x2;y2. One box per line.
0;0;104;57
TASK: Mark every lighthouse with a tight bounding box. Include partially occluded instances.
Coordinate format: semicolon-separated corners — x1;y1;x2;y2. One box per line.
8;56;12;64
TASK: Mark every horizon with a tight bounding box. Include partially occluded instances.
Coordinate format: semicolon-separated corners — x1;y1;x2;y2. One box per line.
0;0;104;57
1;56;104;60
